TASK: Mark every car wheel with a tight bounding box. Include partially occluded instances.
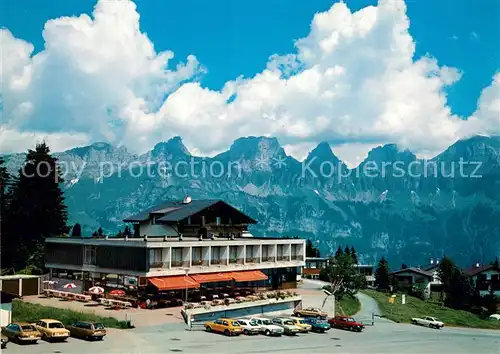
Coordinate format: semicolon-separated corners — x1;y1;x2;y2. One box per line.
205;326;212;332
41;333;47;341
264;329;270;336
244;329;249;335
224;329;230;336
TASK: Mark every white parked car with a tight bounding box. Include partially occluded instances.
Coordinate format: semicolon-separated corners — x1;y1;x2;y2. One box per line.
271;317;301;335
236;319;261;335
248;317;284;336
411;316;444;329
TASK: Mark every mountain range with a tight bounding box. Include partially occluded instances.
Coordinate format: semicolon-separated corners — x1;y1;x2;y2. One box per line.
3;135;500;267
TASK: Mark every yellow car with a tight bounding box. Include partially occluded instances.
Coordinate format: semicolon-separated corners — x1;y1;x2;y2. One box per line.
1;322;41;344
204;318;243;336
34;319;70;342
289;317;312;333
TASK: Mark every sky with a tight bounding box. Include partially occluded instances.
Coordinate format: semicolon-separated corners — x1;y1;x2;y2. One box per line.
1;0;499;166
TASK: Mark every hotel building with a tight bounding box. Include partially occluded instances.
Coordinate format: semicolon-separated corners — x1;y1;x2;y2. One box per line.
45;198;305;292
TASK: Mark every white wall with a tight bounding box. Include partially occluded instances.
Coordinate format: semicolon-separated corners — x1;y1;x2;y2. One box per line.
139;223;178;237
0;303;12;327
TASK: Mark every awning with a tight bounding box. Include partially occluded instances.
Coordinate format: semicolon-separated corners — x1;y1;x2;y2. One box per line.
149;276;200;291
191;273;234;283
231;270;268;282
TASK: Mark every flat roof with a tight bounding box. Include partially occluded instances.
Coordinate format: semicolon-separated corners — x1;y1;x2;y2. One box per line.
0;274;40;280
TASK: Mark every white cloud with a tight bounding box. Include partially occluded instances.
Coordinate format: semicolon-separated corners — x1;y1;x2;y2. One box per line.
0;0;498;167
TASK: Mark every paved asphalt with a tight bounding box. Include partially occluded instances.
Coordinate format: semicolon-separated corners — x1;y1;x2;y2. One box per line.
6;280;499;353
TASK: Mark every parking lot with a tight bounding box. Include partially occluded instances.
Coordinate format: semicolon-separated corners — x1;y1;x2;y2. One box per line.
4;317;499;354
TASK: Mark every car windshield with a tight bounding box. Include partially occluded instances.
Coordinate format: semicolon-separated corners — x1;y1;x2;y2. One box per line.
231;322;240;326
347;318;355;322
299;320;306;324
21;325;36;331
249;321;258;326
317;320;328;324
262;320;271;325
48;322;64;329
284;320;294;325
94;323;105;330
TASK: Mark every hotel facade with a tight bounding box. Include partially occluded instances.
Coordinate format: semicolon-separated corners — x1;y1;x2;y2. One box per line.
45;199;305;292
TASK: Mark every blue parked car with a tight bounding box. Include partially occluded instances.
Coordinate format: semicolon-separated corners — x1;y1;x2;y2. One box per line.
304;318;331;333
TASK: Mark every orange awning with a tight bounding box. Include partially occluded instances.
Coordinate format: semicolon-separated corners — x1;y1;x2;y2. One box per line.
231;270;268;282
149;275;200;291
191;273;234;283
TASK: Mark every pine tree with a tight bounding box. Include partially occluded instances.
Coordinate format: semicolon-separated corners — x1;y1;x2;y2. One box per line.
123;225;132;237
375;257;390;290
97;227;103;236
7;142;68;272
350;246;358;264
71;223;82;237
0;157;13;269
335;246;344;260
344;245;351;258
116;229;123;238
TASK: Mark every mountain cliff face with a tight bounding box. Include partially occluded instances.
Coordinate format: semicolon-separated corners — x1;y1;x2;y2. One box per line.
3;135;499;267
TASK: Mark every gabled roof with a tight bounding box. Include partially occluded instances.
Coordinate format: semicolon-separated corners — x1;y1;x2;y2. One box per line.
464;264;500;277
390;267;433;278
424;264;439;272
123;199;257;224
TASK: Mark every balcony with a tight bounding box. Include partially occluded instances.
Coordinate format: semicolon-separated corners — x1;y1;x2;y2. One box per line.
246;257;259;263
229;258;238;264
291;255;302;261
277;255;288;261
149;261;169;269
211;259;226;265
171;260;189;268
237;258;245;265
191;259;203;266
262;256;275;262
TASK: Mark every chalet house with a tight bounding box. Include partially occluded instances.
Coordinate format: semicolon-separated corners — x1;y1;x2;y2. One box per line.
423;260;443;293
464;263;500;297
390;267;433;298
302;257;375;286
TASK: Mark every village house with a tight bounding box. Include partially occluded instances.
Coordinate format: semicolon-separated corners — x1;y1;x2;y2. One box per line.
390;267;433;298
464;263;500;297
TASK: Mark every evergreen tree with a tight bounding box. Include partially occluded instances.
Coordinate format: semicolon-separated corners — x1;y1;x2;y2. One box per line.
350;246;358;264
0;157;13;269
91;231;98;237
123;225;132;237
306;239;320;258
492;257;499;268
6;142;68;272
116;229;123;238
344;245;351;258
375;257;390;290
71;223;82;237
335;246;344;260
401;263;408;269
97;227;103;236
319;253;365;299
438;256;456;301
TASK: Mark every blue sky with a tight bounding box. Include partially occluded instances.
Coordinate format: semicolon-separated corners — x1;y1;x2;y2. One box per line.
1;0;499;164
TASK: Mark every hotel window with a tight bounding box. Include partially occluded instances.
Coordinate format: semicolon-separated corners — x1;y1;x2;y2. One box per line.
262;246;269;260
84;246;96;265
229;246;238;262
192;247;202;265
211;246;221;262
149;249;163;266
291;244;298;259
171;248;183;266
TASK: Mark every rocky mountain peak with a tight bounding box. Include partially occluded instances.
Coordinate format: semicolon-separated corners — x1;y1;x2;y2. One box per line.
151;136;191;159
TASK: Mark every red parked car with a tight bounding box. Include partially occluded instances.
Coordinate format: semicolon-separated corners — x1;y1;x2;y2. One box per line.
328;316;364;332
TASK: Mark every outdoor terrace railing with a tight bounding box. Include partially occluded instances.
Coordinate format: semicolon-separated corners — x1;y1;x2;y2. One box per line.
149;261;169;268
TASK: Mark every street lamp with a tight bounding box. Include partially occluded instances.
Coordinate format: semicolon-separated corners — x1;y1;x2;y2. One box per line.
322;289;335;317
184;268;189;304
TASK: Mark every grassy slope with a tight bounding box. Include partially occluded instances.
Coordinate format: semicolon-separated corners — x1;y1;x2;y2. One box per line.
12;300;130;329
337;296;361;316
362;289;500;330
